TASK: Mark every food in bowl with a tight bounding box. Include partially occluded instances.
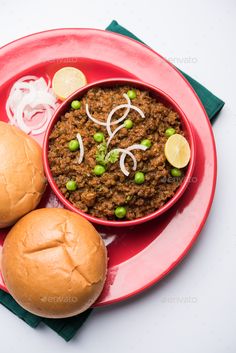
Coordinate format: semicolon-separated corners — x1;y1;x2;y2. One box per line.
0;121;46;228
47;83;191;221
1;208;107;318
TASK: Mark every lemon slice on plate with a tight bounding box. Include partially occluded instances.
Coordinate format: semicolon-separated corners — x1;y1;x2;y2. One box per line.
164;133;191;168
52;67;87;100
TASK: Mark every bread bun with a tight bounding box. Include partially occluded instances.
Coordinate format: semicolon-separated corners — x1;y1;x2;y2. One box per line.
1;208;107;318
0;122;46;228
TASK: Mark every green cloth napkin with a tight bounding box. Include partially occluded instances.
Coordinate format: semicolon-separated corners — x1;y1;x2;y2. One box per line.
0;290;92;341
0;20;224;342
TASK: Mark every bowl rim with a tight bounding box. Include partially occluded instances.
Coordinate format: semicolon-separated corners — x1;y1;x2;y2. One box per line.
43;78;196;227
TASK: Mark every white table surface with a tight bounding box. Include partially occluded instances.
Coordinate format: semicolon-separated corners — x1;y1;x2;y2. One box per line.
0;0;235;352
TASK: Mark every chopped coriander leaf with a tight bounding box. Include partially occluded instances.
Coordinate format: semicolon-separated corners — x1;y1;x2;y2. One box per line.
95;141;107;166
107;149;119;164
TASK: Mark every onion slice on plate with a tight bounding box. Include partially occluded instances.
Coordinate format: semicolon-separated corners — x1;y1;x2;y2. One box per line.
31;106;54;135
5;75;58;135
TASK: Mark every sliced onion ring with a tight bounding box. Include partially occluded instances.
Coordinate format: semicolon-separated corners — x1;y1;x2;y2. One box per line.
76;133;84;164
31;106;53;135
119;144;148;176
107;124;125;147
125;144;148;152
105;148;137;176
106;103;145;136
5;75;57;135
85;104;107;126
106;93;131;136
85;94;131;129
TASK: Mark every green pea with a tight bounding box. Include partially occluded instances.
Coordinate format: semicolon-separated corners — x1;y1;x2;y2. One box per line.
71;100;81;110
68;139;79;152
93;132;104;143
124;119;133;129
127;89;136;100
134;171;145;184
66;180;77;191
93;165;106;176
115;206;127;219
165;127;176;137
141;139;152;148
170;168;182;177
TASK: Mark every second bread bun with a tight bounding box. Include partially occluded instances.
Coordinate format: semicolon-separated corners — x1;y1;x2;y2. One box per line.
1;208;107;318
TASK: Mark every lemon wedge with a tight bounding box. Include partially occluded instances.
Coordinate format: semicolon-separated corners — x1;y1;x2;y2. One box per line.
52;67;87;100
164;134;191;168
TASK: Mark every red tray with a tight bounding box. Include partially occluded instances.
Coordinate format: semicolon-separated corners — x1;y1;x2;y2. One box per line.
0;29;216;306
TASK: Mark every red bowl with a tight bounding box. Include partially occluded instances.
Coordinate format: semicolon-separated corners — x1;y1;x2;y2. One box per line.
43;78;196;227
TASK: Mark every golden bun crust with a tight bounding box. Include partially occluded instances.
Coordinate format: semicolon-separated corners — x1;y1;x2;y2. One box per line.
0;122;46;228
1;208;107;318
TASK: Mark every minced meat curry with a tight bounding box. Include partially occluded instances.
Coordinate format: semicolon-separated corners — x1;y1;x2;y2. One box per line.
48;86;186;220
